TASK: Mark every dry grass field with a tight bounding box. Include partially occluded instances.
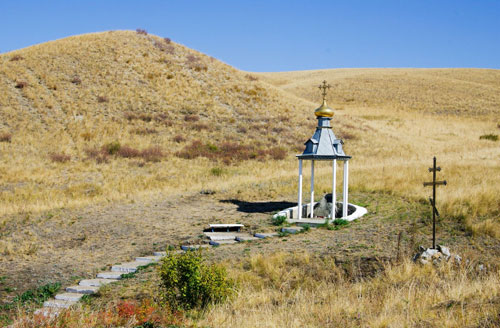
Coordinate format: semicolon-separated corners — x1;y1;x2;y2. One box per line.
1;31;500;327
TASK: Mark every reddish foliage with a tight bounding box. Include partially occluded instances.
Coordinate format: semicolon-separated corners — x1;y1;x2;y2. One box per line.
10;55;24;61
140;146;164;162
85;148;110;164
118;146;141;158
97;96;108;103
71;75;82;85
175;140;288;164
49;152;71;163
136;28;148;35
184;114;199;122
0;132;12;142
173;135;186;143
15;81;28;89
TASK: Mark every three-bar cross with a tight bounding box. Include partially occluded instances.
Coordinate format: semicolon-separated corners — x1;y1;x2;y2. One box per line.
319;80;331;101
423;156;447;249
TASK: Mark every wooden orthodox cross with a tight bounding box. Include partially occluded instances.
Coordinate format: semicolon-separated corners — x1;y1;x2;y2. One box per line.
423;157;447;249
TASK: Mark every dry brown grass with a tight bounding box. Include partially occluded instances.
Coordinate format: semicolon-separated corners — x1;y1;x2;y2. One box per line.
199;252;500;328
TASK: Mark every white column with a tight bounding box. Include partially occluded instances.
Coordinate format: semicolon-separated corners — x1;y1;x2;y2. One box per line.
298;159;303;220
342;160;349;218
332;159;337;219
310;160;315;218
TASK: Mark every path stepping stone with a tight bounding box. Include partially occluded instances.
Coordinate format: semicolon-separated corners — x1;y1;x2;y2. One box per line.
66;285;99;294
34;307;62;316
135;255;163;263
254;232;279;239
236;235;259;242
111;261;144;273
97;271;123;279
79;278;119;287
209;240;238;246
153;251;167;256
281;227;304;234
55;293;84;302
43;299;77;309
181;245;210;251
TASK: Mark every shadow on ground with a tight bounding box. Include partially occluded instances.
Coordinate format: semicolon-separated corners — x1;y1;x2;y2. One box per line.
221;199;296;214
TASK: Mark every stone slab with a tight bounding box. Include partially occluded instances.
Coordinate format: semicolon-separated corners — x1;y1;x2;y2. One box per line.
97;271;123;279
281;227;304;234
209;240;238;246
254;232;279;239
209;224;244;229
34;307;62;317
235;235;259;242
111;261;144;273
153;251;167;256
181;245;210;251
43;299;77;309
55;293;84;302
66;285;99;294
80;278;119;286
135;256;163;263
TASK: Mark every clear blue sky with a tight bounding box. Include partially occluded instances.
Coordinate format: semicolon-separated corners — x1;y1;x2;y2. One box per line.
1;0;499;71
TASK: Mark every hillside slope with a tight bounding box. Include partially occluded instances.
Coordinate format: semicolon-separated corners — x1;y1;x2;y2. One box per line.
257;68;500;116
0;31;321;217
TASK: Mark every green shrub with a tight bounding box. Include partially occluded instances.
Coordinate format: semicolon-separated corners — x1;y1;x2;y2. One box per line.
104;141;121;155
158;251;234;310
479;134;498;141
272;215;287;226
333;218;349;226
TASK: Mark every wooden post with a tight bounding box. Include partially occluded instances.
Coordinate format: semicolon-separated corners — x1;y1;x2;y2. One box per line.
310;160;315;218
332;159;337;219
342;160;349;218
298;159;303;220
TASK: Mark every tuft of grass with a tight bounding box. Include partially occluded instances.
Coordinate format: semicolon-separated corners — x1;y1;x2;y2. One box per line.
271;215;287;226
210;167;224;176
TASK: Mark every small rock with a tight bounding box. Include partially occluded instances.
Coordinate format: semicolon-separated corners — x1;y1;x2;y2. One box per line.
453;254;462;264
437;245;451;258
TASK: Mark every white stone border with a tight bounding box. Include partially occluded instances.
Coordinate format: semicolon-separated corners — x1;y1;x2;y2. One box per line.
273;202;367;223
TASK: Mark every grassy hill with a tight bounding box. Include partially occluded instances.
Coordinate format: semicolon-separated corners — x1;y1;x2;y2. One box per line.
0;30;318;218
1;31;500;327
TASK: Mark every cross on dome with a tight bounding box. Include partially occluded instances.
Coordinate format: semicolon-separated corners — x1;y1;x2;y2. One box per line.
319;80;331;101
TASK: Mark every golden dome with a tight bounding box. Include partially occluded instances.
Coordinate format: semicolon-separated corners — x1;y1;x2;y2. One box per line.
314;99;334;117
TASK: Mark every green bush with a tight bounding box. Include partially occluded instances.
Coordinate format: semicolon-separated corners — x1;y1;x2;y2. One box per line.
479;134;498;141
272;215;287;226
158;251;234;310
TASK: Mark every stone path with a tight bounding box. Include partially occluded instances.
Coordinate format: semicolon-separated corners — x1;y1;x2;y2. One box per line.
34;224;286;317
